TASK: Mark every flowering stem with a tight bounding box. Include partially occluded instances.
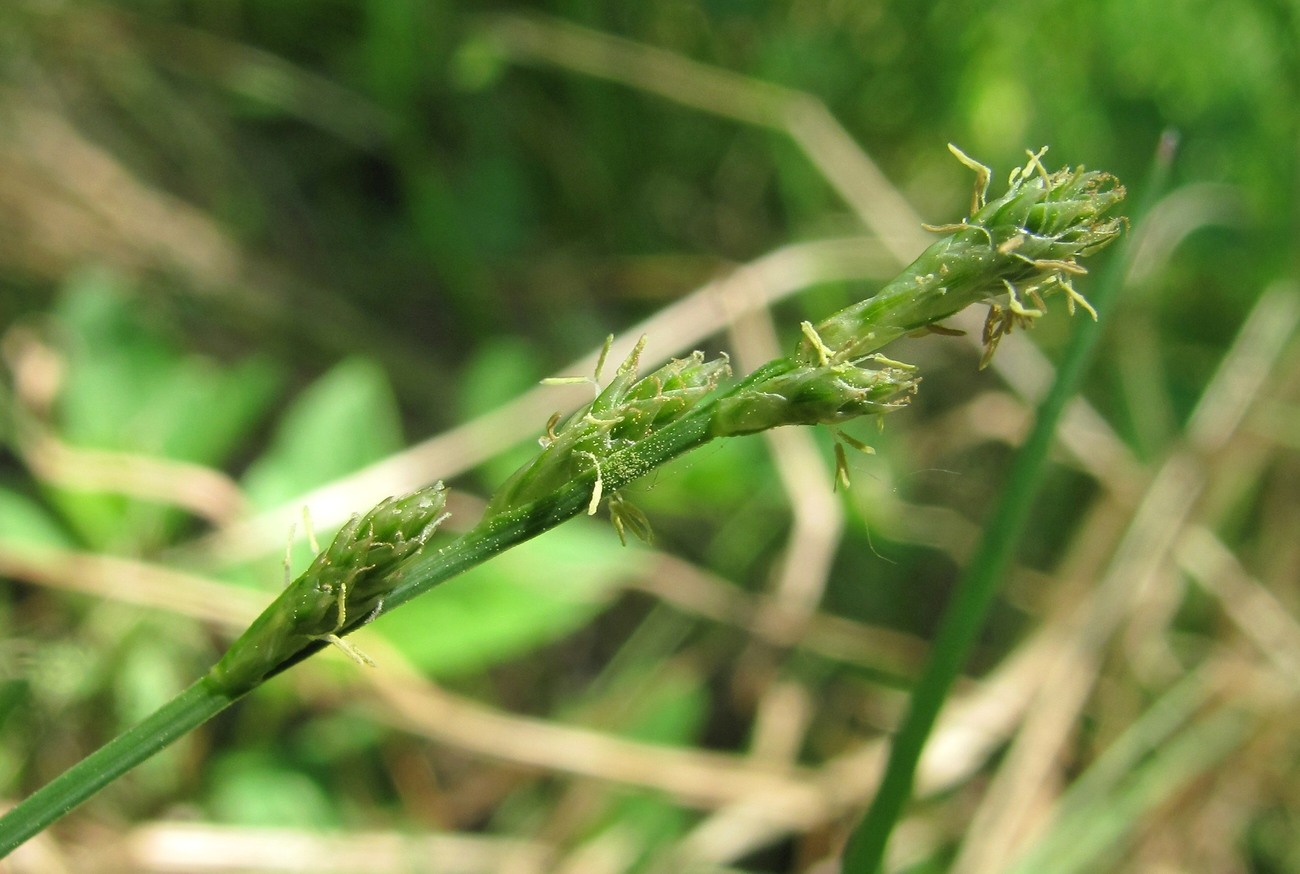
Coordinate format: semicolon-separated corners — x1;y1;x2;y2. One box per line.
0;147;1126;858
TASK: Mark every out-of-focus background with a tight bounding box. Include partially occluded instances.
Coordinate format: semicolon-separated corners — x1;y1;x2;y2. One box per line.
1;2;1297;872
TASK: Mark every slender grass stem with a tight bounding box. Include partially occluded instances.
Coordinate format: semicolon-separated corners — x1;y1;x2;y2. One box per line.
0;147;1126;859
0;679;236;857
0;405;726;855
839;133;1174;873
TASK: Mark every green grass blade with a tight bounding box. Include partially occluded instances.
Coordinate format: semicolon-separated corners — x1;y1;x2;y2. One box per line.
840;132;1178;873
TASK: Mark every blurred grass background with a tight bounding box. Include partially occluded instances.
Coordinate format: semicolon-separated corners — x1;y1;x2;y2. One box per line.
1;2;1298;872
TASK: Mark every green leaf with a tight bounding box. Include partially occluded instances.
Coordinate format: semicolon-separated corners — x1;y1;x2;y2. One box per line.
241;357;404;512
455;338;544;489
54;273;280;466
55;272;180;453
44;273;281;549
455;337;542;422
0;489;73;555
373;522;644;677
144;356;284;468
208;750;338;828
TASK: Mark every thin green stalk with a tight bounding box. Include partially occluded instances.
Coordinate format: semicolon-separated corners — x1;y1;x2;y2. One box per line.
0;371;733;855
0;679;235;857
0;409;726;853
0;147;1125;858
839;133;1175;873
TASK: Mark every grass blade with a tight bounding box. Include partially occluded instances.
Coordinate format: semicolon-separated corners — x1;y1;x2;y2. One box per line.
840;132;1178;872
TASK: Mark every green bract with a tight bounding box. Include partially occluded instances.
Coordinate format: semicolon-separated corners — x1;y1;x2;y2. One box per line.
208;483;449;695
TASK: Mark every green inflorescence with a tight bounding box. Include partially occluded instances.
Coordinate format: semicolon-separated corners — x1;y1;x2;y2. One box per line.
208;483;449;695
217;146;1128;686
477;146;1127;540
483;337;732;529
0;145;1129;858
796;145;1126;369
711;355;919;438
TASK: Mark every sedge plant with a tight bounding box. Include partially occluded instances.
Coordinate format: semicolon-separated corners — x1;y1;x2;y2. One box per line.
0;146;1125;858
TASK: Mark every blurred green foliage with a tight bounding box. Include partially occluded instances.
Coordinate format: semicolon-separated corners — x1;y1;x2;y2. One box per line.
1;0;1297;870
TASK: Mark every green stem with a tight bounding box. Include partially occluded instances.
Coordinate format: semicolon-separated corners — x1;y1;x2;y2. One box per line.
0;148;1128;859
839;133;1175;873
0;400;726;859
0;678;236;857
